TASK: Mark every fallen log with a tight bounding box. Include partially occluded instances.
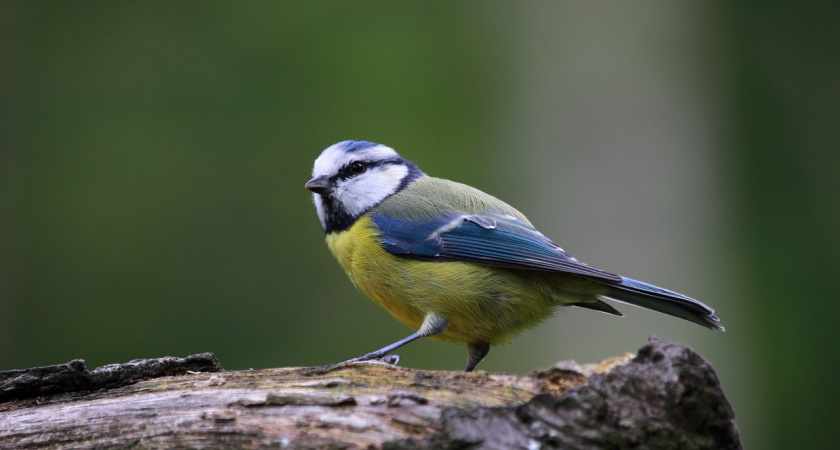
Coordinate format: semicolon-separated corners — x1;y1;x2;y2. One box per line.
0;337;740;449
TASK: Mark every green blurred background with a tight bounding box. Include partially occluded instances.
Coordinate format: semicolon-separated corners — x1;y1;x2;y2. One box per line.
2;2;838;448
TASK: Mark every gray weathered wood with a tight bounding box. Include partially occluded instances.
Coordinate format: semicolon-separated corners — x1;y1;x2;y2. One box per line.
0;338;740;449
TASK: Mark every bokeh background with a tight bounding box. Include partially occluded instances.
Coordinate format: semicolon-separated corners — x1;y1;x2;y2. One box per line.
2;2;838;448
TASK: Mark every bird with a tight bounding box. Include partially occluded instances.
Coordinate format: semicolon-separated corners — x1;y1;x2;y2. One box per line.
305;140;723;372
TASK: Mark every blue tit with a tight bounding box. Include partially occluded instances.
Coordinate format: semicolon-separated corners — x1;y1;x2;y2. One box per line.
305;140;723;372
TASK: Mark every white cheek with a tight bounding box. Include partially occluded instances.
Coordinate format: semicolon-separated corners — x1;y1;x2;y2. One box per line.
336;165;408;217
334;182;373;218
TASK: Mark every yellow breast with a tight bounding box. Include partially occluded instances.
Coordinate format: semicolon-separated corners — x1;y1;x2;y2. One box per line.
324;215;575;345
326;216;426;331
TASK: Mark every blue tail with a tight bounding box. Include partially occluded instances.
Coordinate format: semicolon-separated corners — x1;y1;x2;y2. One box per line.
603;277;724;331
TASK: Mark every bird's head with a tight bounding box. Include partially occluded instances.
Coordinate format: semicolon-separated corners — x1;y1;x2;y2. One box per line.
306;140;425;233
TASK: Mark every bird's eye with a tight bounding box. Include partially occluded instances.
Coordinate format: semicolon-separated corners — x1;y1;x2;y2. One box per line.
350;161;366;175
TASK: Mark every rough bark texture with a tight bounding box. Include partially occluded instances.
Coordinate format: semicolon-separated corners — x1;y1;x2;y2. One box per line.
0;338;740;449
0;353;223;403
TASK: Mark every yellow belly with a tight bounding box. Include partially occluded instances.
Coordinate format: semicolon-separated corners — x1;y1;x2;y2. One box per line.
326;216;597;344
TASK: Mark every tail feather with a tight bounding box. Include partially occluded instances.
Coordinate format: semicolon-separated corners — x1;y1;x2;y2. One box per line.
603;277;724;331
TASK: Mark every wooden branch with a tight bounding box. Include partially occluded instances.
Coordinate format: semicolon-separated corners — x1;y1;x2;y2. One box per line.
0;338;740;449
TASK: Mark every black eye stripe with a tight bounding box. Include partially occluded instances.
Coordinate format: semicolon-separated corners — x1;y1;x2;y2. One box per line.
332;158;403;182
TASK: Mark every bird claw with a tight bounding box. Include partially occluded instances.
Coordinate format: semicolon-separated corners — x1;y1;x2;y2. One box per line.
380;354;400;366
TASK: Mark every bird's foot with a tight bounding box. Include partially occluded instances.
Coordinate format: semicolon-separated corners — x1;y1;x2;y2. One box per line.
311;354;401;375
338;353;401;368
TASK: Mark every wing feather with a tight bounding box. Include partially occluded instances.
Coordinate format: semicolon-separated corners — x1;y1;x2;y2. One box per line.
371;209;621;282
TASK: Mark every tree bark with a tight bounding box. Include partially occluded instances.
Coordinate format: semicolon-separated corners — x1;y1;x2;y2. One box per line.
0;338;740;449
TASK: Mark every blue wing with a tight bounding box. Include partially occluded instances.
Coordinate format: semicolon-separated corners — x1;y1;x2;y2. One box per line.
369;210;621;282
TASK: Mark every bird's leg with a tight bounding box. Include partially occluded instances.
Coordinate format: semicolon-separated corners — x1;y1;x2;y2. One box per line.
337;314;448;368
338;332;423;366
465;341;490;372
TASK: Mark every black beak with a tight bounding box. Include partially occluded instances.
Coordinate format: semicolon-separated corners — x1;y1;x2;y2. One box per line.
305;176;333;194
